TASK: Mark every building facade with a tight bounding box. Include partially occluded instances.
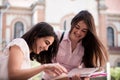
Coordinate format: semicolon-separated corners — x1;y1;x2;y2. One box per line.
0;0;120;67
105;0;120;67
0;0;45;49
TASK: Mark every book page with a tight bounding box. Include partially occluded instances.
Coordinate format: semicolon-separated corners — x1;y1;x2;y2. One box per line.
52;73;68;80
52;68;99;80
68;68;99;77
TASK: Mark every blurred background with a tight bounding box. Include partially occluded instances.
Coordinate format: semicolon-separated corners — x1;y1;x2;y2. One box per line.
0;0;120;80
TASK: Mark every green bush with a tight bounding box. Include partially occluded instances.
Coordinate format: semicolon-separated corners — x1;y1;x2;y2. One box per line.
31;61;42;80
110;67;120;80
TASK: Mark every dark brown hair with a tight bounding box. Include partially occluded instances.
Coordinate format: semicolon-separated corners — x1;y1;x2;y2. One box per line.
22;22;59;64
70;10;108;67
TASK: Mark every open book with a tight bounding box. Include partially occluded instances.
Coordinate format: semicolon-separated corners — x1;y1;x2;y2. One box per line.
52;68;107;80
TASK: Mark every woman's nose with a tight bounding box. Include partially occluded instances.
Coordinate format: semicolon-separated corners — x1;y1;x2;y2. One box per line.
76;30;81;34
44;46;49;51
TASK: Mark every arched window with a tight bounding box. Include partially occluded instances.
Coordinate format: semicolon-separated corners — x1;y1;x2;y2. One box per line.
107;27;114;47
14;22;24;38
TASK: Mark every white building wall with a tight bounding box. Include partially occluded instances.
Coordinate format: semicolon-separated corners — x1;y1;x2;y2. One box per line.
45;0;98;26
118;34;120;46
110;55;120;67
8;0;35;7
114;22;120;47
0;0;3;6
6;14;31;26
6;28;10;44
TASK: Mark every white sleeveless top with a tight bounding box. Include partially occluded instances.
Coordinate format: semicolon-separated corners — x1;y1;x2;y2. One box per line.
0;38;31;80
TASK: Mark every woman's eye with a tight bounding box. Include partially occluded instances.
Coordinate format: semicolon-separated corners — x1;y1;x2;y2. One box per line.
45;40;50;45
82;30;88;33
82;30;86;32
75;25;80;29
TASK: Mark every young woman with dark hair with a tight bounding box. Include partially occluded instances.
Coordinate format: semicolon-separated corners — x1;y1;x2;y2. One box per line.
22;22;59;64
0;22;67;80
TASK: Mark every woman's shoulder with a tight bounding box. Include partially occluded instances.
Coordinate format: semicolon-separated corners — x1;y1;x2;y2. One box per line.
7;38;27;47
6;38;29;54
12;38;25;42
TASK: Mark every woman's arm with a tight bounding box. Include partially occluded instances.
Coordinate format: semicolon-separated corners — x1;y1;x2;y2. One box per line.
8;45;67;80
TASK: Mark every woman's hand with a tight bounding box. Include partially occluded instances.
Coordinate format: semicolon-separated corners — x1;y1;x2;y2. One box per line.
69;74;81;80
83;77;90;80
43;63;68;76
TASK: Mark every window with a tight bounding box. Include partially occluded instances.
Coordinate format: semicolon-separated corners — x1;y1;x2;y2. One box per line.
14;22;24;38
107;27;114;47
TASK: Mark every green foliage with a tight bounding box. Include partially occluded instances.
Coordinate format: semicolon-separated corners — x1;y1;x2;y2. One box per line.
110;67;120;80
31;61;43;80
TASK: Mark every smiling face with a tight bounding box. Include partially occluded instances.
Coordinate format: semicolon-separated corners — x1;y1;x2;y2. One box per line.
69;20;88;42
32;36;54;54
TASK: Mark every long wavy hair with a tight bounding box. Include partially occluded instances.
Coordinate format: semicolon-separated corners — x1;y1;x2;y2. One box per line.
22;22;59;64
70;10;108;67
